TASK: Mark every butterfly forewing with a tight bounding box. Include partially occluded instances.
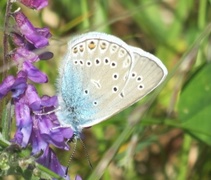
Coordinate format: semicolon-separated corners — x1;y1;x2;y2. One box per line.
57;32;135;131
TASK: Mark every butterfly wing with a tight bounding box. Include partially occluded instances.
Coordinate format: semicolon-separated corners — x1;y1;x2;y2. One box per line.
79;45;168;128
56;32;134;132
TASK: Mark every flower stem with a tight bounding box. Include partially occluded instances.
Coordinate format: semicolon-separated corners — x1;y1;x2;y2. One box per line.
3;0;13;79
2;0;13;141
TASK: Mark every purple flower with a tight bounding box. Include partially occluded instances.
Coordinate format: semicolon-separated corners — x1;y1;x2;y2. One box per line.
12;10;50;48
37;148;70;180
11;33;53;61
20;0;48;10
75;175;82;180
22;61;48;83
9;84;74;178
0;71;27;99
11;71;28;98
30;124;48;154
30;114;72;158
0;76;16;98
1;1;78;178
21;84;41;106
12;85;73;148
12;33;26;47
14;102;32;147
12;47;40;63
10;84;74;176
35;27;51;39
30;95;58;111
39;118;73;150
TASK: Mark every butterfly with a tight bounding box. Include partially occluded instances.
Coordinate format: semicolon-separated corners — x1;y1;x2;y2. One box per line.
55;32;168;137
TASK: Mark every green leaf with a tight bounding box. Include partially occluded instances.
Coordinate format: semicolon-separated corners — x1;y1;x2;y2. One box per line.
178;63;211;145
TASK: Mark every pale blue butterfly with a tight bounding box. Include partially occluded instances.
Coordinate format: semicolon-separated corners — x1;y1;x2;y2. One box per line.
56;32;168;137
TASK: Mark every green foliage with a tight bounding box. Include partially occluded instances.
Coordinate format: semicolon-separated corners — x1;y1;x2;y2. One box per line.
179;63;211;145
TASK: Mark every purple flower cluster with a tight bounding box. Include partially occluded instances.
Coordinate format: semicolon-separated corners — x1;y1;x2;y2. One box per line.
1;0;75;179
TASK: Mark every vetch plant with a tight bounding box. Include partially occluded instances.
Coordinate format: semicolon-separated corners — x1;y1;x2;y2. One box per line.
0;0;77;179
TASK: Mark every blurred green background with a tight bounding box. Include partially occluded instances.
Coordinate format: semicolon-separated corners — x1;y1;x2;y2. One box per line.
1;0;211;179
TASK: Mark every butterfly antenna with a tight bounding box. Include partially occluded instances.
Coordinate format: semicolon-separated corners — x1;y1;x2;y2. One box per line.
79;138;93;169
65;138;78;176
